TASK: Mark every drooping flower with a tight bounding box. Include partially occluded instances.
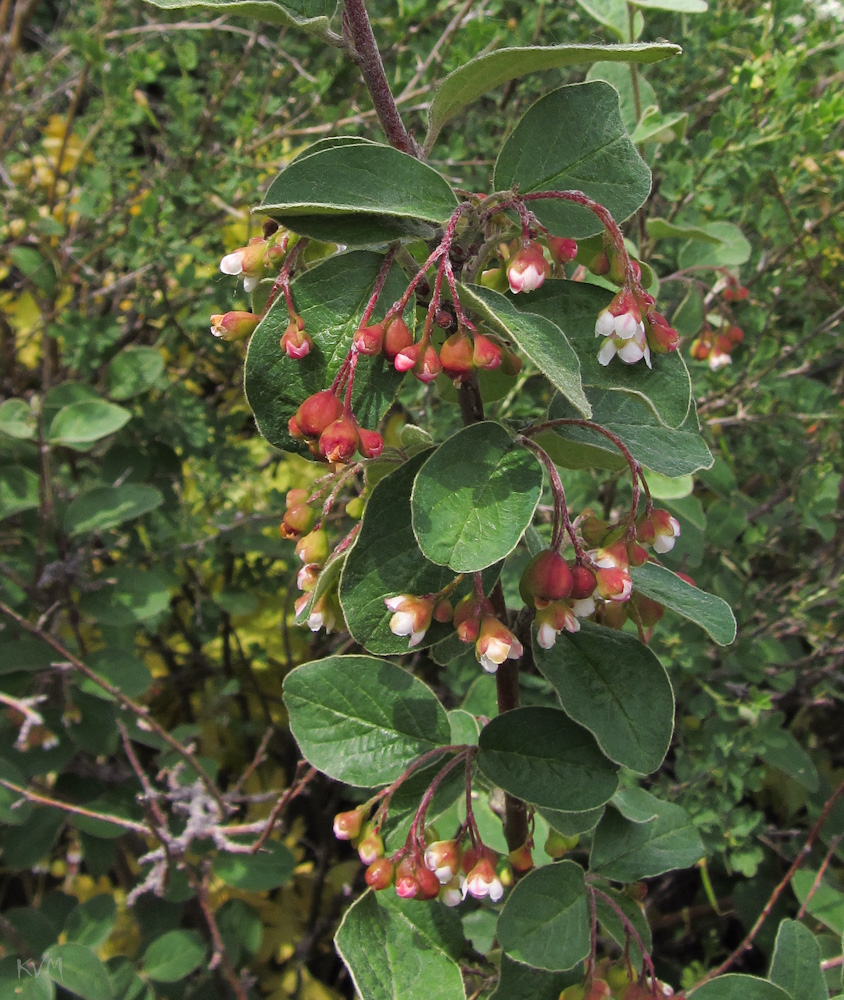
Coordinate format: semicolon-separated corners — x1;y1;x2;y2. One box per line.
385;594;434;648
506;241;551;294
475;616;523;673
462;857;504;902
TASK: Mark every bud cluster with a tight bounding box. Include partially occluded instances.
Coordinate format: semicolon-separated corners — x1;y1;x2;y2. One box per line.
288;390;383;464
594;287;679;369
219;228;289;293
690;323;743;370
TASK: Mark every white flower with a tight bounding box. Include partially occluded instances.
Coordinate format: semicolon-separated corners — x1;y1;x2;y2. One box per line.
384;594;433;648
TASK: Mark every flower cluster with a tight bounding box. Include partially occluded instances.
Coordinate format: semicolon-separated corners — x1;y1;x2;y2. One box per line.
594;287;679;369
519;549;597;649
219;227;288;293
690;323;743;370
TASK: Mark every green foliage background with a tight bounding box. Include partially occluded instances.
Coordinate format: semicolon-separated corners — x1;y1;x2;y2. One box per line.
0;0;842;996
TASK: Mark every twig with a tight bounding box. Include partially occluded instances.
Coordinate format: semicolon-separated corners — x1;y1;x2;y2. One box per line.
0;778;149;833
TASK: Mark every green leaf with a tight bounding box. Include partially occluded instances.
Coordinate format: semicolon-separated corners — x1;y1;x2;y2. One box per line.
514;281;692;428
9;246;56;296
340;452;459;653
629;562;737;645
259;142;457;243
458;284;590;416
497;861;589;972
792;870;844;935
43;944;113;1000
79;649;153;699
689;975;793;1000
769;919;826;1000
142;930;206;983
244;251;406;456
79;567;173;627
536;805;605;837
490;955;581;1000
645;470;694;499
0;398;36;439
647;218;723;244
595;885;652;966
545;389;712;477
64;485;163;536
477;706;619;811
590;790;704;880
0;964;55;1000
283;655;451;786
48;400;131;446
335;892;465;1000
212;841;295;891
574;0;643;39
411;422;543;572
140;0;336;33
533;622;674;774
64;896;116;950
424;42;681;152
678;221;752;270
0;467;40;520
105;349;164;401
494;82;651;238
630;0;707;12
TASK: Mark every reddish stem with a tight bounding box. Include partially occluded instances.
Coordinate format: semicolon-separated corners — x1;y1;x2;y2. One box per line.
517;435;582;558
408;748;473;853
262;238;308;317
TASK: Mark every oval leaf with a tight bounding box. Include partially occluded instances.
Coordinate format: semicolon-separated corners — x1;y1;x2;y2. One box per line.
769;918;827;1000
244;251;406;456
458;283;590;417
478;706;619;811
42;944;113;1000
689;975;793;1000
0;398;36;440
629;562;736;645
259;142;457;241
494;82;651;238
0;467;40;520
79;567;173;627
49;400;131;445
212;841;295;891
590;790;704;880
142;930;206;983
425;43;681;152
533;622;674;774
64;896;116;950
139;0;336;33
490;955;581;1000
546;390;712;477
497;861;590;971
105;349;164;400
336;892;465;1000
630;0;707;11
514;280;692;428
340;452;497;653
64;485;163;536
411;422;543;572
283;655;451;786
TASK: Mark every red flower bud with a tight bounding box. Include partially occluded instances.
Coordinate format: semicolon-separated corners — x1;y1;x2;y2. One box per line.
519;550;574;608
570;565;597;600
726;325;744;344
627;540;649;567
357;427;384;459
295;391;343;439
280;502;315;539
595;565;633;602
365;858;394;890
319;416;360;463
433;598;453;623
439;330;475;381
382;316;413;360
210;311;261;342
453;593;494;644
645;311;679;355
288;415;304;439
414;345;443;384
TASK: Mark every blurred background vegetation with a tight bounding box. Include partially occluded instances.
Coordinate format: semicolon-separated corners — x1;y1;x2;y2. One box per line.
0;0;843;996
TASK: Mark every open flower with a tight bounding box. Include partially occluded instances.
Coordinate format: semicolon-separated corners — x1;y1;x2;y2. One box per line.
462;858;504;902
475;616;523;673
385;594;434;648
506;241;551;293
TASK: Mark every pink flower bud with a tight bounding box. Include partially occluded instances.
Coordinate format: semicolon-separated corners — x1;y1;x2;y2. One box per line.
395;875;419;899
333;809;364;840
295;391;343;439
506;242;550;294
476;616;523;673
433;598;453;623
210;311;261;342
318;416;360;464
358;832;384;865
453;594;494;643
645;311;679;354
547;236;578;265
424;840;460;884
472;333;503;371
384;594;434;648
519;550;574;608
627;540;649;567
353;322;385;356
595;565;633;602
570;565;597;600
414;345;443;384
280;320;312;359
